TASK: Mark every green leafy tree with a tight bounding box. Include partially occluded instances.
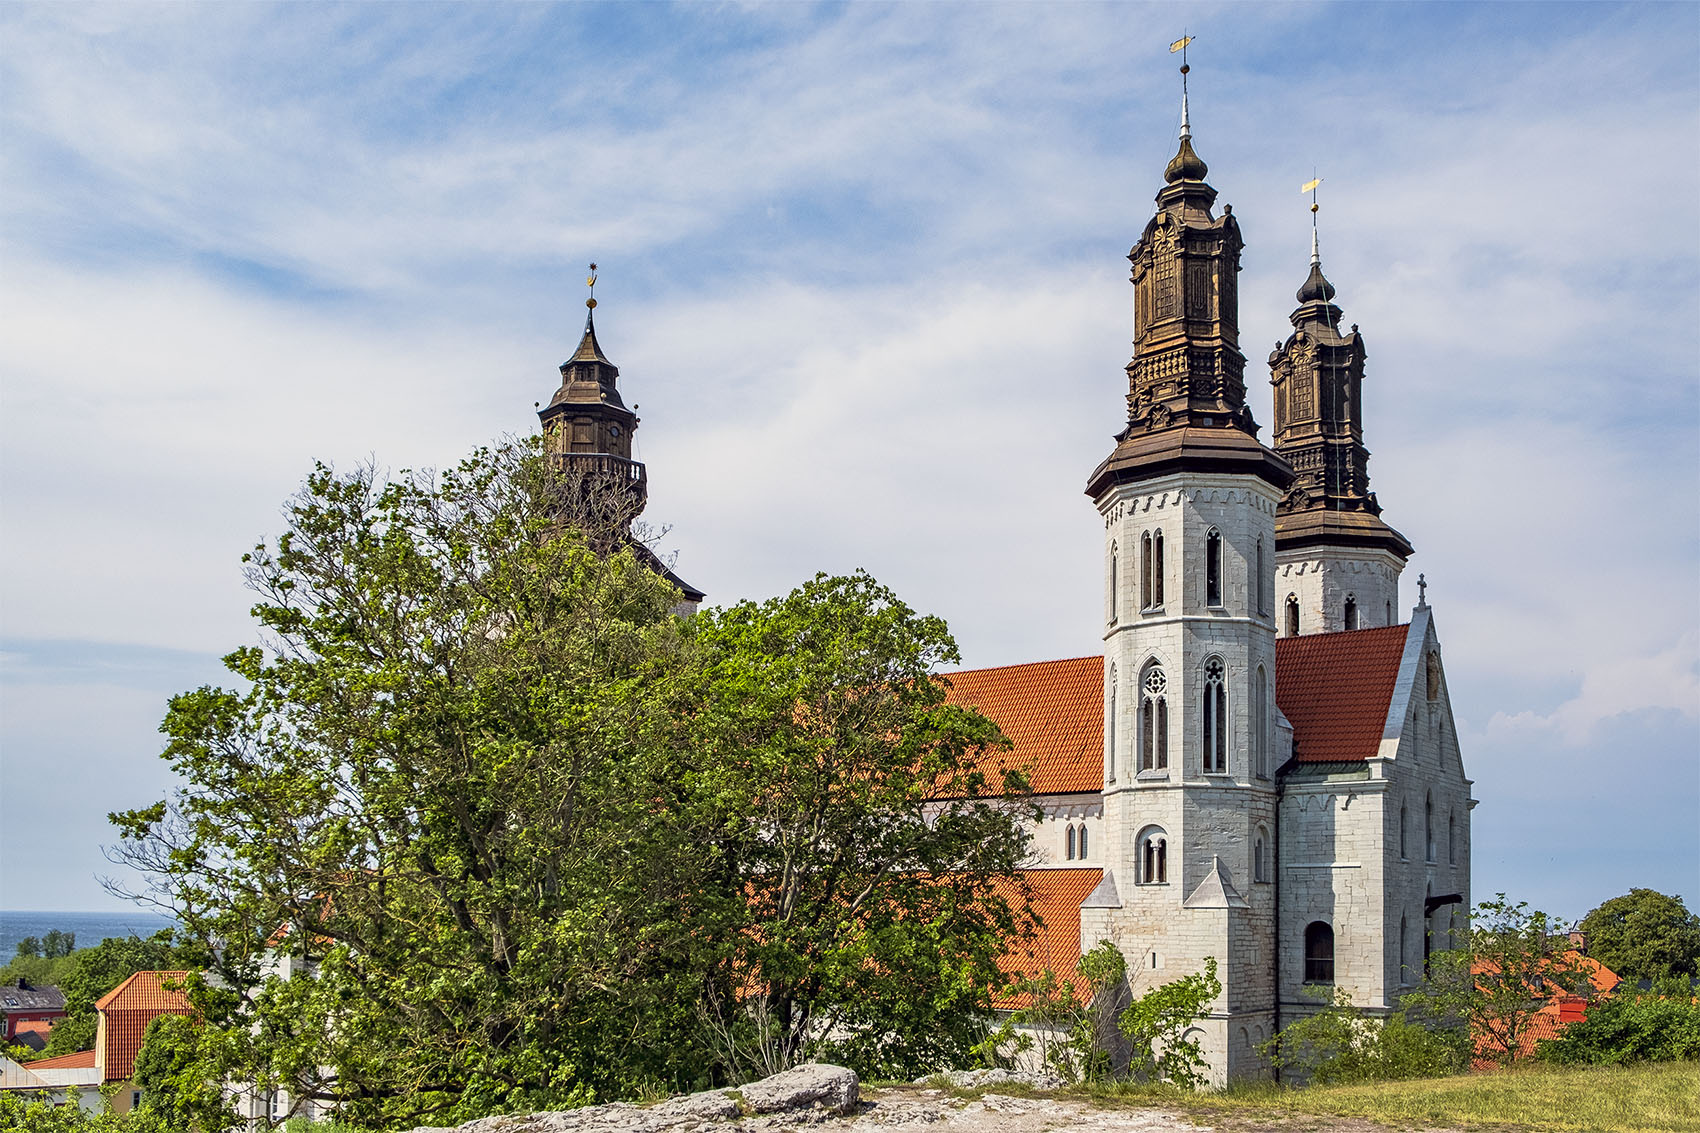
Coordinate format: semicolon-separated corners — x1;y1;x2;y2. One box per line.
1008;940;1129;1083
42;931;77;959
15;937;42;959
43;932;188;1059
0;1088;169;1132
1578;889;1700;983
1117;956;1221;1089
683;571;1037;1082
132;1014;237;1132
1407;894;1600;1067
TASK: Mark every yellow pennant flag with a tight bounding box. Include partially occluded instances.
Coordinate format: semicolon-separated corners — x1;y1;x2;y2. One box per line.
1170;36;1193;53
1301;178;1322;193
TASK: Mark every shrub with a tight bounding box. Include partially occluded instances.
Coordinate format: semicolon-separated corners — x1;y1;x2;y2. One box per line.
1264;987;1465;1084
1537;982;1700;1065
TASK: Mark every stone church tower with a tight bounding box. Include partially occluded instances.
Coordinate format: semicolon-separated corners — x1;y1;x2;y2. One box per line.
538;279;704;610
1080;94;1292;1082
1268;235;1412;636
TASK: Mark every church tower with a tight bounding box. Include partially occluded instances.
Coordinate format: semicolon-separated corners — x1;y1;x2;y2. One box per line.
1268;230;1412;636
1081;56;1292;1085
538;269;704;609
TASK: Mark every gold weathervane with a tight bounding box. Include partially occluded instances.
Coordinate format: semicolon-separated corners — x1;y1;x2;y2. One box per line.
1171;35;1194;136
586;263;598;309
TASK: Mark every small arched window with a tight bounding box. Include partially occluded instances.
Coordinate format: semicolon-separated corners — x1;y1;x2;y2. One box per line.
1344;595;1358;630
1153;530;1166;607
1254;665;1269;778
1425;793;1436;863
1139;829;1169;884
1256;537;1268;616
1106;664;1118;783
1077;824;1089;859
1201;656;1227;773
1065;824;1076;861
1140;663;1169;771
1253;828;1268;883
1426;651;1441;700
1140;532;1153;609
1205;528;1223;607
1400;802;1409;860
1285;595;1300;637
1304;922;1334;983
1109;543;1119;623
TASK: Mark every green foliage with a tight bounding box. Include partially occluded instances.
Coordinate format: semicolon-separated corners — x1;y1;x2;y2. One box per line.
132;1014;238;1132
0;1090;169;1132
106;439;1032;1127
43;931;77;959
1404;894;1600;1067
1262;987;1465;1084
682;570;1037;1083
1537;981;1700;1065
15;936;42;959
1008;940;1128;1083
43;931;190;1059
0;953;76;991
1578;889;1700;982
1117;956;1221;1089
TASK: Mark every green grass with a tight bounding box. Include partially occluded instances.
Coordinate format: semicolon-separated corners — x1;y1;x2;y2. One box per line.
1076;1061;1700;1132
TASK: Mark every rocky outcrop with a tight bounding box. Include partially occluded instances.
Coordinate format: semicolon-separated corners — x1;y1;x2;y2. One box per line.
913;1068;1064;1091
402;1064;857;1133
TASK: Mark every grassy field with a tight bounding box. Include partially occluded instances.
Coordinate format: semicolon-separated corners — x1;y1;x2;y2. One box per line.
1080;1061;1700;1132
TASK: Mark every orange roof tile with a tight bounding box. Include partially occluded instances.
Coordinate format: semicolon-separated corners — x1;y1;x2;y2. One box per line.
96;971;193;1082
992;868;1104;1007
28;1049;96;1069
944;657;1104;794
1274;624;1409;762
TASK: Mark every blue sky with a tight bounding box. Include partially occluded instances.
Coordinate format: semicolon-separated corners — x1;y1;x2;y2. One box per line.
1;2;1696;923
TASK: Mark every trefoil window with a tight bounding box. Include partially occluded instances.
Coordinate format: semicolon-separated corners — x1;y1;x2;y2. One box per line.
1140;664;1169;771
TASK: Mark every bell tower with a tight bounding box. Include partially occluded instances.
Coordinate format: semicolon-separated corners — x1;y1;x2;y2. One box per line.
1080;41;1291;1087
1268;208;1412;636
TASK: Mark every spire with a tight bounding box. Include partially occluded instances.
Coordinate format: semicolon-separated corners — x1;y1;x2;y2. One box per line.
569;263;612;365
1293;180;1340;320
1163;36;1209;184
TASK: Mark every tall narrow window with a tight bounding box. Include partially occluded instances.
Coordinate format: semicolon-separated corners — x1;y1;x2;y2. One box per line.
1400;915;1410;985
1140;664;1168;771
1066;824;1077;861
1109;543;1119;622
1400;803;1408;859
1344;595;1358;630
1286;595;1300;637
1254;665;1269;778
1304;922;1334;982
1426;793;1435;863
1140;533;1153;609
1078;825;1089;859
1448;812;1456;865
1202;656;1226;773
1153;530;1165;607
1253;831;1267;882
1106;665;1118;783
1205;528;1223;607
1386;600;1393;625
1256;537;1268;616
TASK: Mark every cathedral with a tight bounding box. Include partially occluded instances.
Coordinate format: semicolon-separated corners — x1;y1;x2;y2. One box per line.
532;89;1473;1087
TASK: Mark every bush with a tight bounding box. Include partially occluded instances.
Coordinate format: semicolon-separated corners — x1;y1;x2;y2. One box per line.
1264;987;1465;1084
1537;983;1700;1065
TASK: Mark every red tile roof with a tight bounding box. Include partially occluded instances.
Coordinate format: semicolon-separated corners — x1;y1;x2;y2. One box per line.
1274;624;1409;762
96;971;193;1082
992;868;1104;1007
28;1049;96;1069
943;657;1104;794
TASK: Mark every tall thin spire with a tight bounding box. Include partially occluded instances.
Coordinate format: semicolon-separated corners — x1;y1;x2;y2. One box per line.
1163;36;1208;186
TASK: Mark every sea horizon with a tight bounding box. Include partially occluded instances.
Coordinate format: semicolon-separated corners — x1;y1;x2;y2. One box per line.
1;909;178;959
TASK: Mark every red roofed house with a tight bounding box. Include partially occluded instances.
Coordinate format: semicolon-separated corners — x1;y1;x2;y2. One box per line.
916;97;1473;1087
94;971;194;1114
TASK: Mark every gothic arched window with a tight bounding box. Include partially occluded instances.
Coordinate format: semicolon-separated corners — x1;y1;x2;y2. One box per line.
1202;656;1226;773
1254;665;1269;778
1109;543;1119;623
1426;792;1436;863
1140;532;1153;609
1285;594;1300;637
1139;828;1168;884
1140;663;1168;771
1065;824;1077;861
1304;922;1334;983
1077;824;1089;859
1344;595;1358;630
1106;664;1118;783
1256;537;1268;616
1205;528;1223;607
1385;600;1393;625
1253;828;1268;883
1153;530;1166;607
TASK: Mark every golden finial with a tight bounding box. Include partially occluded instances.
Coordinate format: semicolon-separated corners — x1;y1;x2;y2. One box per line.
586;262;598;309
1170;34;1194;138
1302;175;1324;262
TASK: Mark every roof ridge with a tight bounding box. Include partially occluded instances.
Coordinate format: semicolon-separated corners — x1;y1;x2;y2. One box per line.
945;654;1101;678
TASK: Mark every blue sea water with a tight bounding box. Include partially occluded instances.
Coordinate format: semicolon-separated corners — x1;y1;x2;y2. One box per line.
0;910;178;958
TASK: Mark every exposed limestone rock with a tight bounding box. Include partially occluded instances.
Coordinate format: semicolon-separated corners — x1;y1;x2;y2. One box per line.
737;1062;859;1116
911;1068;1064;1090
